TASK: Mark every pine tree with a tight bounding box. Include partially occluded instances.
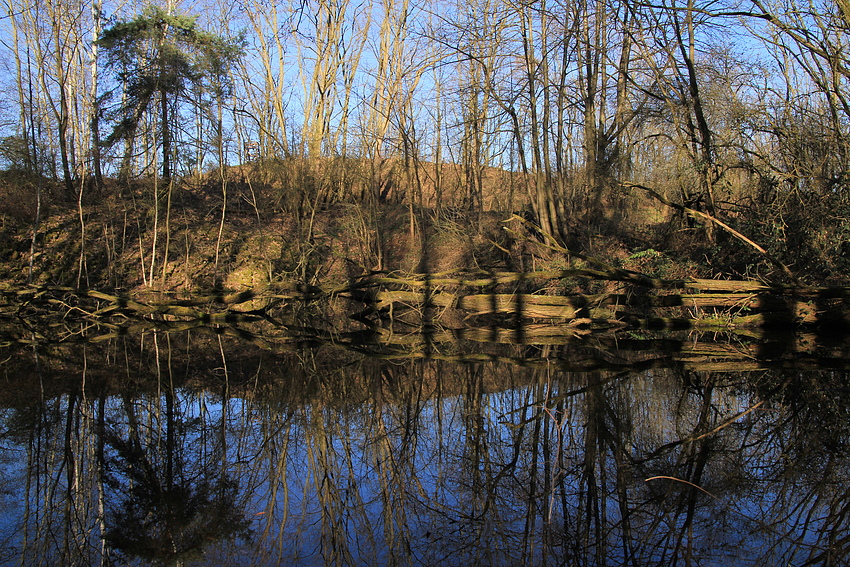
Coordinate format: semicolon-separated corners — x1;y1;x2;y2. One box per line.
98;5;243;180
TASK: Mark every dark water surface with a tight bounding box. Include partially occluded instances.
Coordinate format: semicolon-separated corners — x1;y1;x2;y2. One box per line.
1;318;849;566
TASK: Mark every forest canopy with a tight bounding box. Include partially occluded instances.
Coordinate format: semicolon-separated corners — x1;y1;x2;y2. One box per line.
1;0;850;286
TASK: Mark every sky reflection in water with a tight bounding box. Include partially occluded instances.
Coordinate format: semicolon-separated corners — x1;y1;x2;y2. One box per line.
0;327;848;566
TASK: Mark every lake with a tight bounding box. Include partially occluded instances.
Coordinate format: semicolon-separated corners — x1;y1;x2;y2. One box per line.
1;315;848;566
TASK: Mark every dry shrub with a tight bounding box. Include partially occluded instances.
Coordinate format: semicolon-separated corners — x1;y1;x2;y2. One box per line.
750;190;850;283
377;206;419;272
0;171;45;223
428;216;474;272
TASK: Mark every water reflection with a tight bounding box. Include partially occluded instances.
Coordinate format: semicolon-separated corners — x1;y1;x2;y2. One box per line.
1;322;849;565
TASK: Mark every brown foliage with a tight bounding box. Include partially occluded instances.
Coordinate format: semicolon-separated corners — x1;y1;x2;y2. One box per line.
0;170;49;223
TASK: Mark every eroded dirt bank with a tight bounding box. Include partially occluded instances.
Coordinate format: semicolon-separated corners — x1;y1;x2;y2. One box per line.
2;191;705;296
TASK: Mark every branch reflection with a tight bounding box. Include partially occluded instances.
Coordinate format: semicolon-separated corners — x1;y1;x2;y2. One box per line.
0;322;848;565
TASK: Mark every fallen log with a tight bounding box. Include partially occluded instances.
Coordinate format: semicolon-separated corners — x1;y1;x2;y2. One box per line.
2;269;850;330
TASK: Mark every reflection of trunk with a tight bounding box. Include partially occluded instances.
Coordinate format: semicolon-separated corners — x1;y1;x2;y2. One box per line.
165;385;175;491
612;413;635;564
96;395;108;561
24;375;44;563
218;336;229;486
581;374;604;560
526;372;546;557
464;365;487;492
461;364;498;565
62;392;78;560
373;365;412;561
318;420;352;564
673;377;715;560
160;333;176;491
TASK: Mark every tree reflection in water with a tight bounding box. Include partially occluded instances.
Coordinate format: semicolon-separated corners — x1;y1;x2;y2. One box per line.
0;326;849;565
103;392;250;564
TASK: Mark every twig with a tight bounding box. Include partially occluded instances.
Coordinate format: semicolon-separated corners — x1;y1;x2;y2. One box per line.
622;181;802;286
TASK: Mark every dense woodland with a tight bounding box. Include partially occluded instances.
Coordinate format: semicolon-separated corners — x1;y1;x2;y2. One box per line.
2;0;850;290
4;4;850;562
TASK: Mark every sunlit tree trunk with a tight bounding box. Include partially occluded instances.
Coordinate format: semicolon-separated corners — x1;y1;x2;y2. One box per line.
363;0;411;203
242;0;292;157
518;0;560;242
90;0;103;188
459;60;486;213
672;0;718;238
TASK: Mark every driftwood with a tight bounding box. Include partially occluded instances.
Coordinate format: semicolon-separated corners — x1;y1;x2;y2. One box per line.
340;268;848;329
3;281;849;374
0;283;319;322
2;266;849;330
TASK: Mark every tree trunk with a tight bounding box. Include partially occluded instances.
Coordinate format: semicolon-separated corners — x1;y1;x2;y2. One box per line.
161;92;171;179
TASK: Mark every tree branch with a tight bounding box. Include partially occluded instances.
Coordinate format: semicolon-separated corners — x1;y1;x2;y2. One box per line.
622;181;803;285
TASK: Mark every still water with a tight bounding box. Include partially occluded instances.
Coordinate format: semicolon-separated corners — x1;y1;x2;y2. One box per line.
0;318;848;566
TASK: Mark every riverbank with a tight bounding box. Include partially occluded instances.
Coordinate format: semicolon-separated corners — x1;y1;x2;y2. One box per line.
0;177;713;294
2;170;846;299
